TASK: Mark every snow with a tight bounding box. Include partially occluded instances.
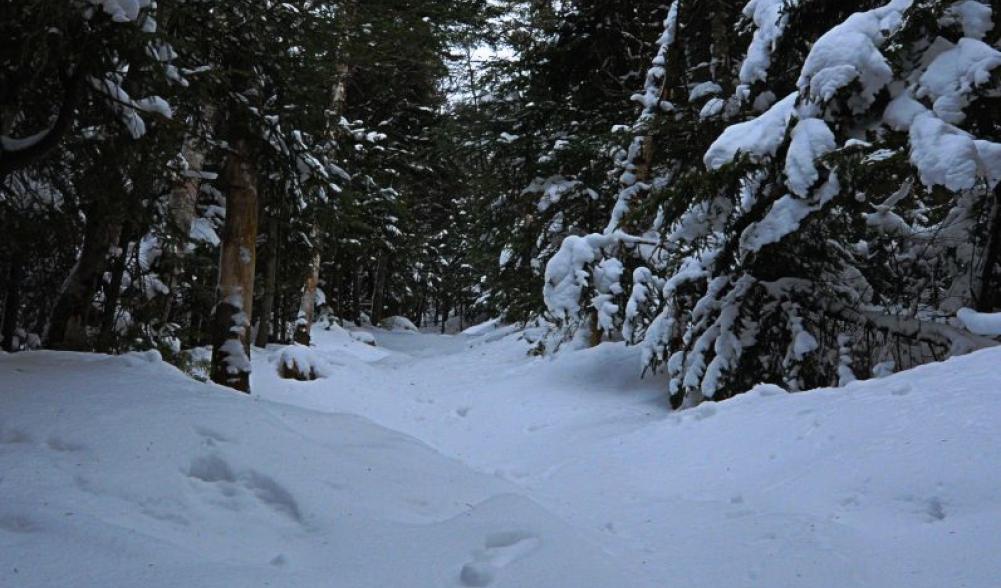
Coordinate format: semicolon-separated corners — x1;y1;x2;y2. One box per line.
739;0;799;86
3;325;1001;587
957;307;1001;336
189;217;220;246
882;93;1001;191
543;235;600;319
908;106;981;191
704;92;798;170
942;1;994;40
276;344;329;380
379;315;419;333
462;318;502;337
89;0;152;23
796;0;911;110
784;116;836;196
688;81;722;102
741;173;841;253
917;38;1001;124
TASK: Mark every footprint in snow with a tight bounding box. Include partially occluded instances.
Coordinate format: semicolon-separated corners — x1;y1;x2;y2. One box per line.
0;425;32;444
186;454;303;523
459;531;541;587
193;425;232;446
46;436;85;452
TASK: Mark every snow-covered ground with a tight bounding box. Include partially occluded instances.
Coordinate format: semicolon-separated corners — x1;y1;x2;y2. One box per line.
2;323;1000;587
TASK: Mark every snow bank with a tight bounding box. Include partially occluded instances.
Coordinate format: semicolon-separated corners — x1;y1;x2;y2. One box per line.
0;350;650;588
462;318;502;336
379;315;419;333
257;328;1001;588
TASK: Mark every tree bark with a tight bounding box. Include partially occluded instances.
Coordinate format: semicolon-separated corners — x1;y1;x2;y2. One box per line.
161;132;208;326
292;56;350;342
97;224;134;353
975;183;1001;312
294;229;322;345
371;254;387;325
210;138;259;393
255;214;279;348
45;199;123;350
1;251;23;352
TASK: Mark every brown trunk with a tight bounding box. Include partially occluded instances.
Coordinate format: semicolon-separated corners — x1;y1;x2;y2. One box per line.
210;138;259;393
293;224;322;345
46;200;123;350
255;215;279;348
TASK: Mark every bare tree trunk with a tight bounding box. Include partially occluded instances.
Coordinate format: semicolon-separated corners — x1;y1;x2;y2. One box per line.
292;58;350;341
1;251;23;352
255;215;279;348
46;200;123;350
975;183;1001;312
352;264;363;323
371;254;387;325
294;226;321;345
210;138;259;393
161;133;207;326
97;224;134;353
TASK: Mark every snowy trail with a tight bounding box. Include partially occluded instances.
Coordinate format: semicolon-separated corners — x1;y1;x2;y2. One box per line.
256;324;1001;588
3;323;1001;587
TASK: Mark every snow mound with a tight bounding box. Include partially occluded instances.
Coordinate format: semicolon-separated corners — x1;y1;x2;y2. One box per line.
462;318;502;336
379;315;419;333
348;330;377;346
0;351;650;588
276;345;328;381
258;330;1001;588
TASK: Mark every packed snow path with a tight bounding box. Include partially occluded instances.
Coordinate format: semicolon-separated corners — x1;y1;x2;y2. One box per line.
2;323;1001;587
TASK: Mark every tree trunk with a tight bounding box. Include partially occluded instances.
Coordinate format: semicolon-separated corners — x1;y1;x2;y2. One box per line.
255;215;279;348
1;251;23;352
975;183;1001;312
97;224;134;353
161;133;207;326
294;232;322;345
45;200;123;350
371;254;387;325
352;266;363;323
210;138;259;393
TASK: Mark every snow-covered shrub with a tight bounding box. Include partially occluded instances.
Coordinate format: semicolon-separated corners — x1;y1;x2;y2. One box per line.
277;345;328;381
379;315;419;333
544;0;1001;407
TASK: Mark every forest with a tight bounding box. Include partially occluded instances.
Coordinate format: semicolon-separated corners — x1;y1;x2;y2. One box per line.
2;1;1001;586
